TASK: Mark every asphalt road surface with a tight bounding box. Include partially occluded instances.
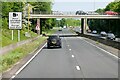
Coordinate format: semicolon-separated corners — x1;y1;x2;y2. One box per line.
14;28;118;79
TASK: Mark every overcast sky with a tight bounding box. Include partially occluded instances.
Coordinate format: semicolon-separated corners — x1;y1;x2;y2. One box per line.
52;0;114;12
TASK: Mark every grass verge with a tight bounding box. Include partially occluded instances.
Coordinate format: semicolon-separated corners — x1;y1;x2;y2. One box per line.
0;29;56;73
0;36;46;72
2;29;38;47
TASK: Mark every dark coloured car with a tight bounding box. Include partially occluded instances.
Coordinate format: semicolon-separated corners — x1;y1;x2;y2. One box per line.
47;35;62;48
76;10;87;15
58;29;62;31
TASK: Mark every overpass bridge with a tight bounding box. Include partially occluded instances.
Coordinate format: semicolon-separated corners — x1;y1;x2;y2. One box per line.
25;11;120;34
27;14;120;19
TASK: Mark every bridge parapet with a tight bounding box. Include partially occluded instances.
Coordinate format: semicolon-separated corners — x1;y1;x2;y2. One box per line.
32;11;76;15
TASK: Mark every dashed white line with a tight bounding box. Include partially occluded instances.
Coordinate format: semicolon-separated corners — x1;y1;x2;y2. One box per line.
10;42;47;79
69;49;71;51
77;37;119;59
76;66;81;71
72;55;75;58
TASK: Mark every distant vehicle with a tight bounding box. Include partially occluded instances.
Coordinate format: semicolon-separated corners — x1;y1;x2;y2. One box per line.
104;11;118;15
58;27;62;31
100;31;107;36
58;29;62;31
76;10;87;15
92;30;97;34
87;29;91;33
63;26;66;29
106;33;116;40
47;35;62;48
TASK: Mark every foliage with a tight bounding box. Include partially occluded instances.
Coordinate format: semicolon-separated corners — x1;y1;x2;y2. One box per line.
29;2;56;32
2;29;38;47
89;1;120;37
57;18;80;27
65;18;80;27
95;8;105;14
1;36;46;72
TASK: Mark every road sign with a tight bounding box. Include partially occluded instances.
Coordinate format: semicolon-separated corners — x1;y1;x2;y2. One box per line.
9;12;22;29
36;24;40;30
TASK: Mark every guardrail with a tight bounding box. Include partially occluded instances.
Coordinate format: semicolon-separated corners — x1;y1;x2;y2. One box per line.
32;11;76;15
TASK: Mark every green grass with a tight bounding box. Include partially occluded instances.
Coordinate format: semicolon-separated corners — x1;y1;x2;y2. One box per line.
2;28;57;47
0;29;57;72
2;29;38;47
0;36;46;72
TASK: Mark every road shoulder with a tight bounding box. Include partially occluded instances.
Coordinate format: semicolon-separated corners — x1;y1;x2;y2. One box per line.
81;37;119;58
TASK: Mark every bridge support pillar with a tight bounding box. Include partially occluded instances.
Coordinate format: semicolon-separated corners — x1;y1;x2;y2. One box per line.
81;18;88;34
36;18;42;35
81;18;84;34
84;18;87;34
40;18;42;34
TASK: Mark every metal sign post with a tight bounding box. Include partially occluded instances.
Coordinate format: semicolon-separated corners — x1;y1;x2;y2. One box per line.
12;30;14;40
18;30;20;41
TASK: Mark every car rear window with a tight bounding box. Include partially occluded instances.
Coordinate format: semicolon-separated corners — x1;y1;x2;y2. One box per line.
49;36;59;39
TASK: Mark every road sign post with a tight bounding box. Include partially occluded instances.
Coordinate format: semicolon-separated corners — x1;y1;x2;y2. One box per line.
12;30;14;40
18;30;20;41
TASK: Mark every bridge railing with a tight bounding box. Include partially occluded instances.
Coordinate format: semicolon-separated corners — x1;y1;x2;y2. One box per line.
27;10;120;16
32;11;78;15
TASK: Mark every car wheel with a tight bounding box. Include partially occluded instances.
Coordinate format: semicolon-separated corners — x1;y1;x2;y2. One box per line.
59;45;62;48
47;45;50;49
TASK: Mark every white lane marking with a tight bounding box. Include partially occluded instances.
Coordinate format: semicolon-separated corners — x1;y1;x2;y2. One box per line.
76;66;81;71
10;43;47;79
69;49;71;51
72;55;75;58
77;37;119;59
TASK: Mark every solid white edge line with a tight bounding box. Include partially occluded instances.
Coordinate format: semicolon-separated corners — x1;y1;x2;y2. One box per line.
76;66;81;70
77;37;119;59
10;42;47;79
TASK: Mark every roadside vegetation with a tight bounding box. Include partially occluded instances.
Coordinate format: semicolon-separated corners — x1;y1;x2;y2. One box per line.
0;36;46;72
0;29;56;72
2;29;38;47
1;1;56;47
88;1;120;37
1;0;57;72
56;18;80;28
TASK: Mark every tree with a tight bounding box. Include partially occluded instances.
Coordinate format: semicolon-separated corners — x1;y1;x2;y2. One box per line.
95;8;105;14
89;1;120;37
